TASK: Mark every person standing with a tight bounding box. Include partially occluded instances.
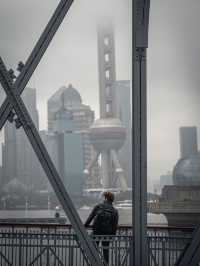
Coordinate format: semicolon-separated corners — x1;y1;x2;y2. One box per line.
84;191;119;264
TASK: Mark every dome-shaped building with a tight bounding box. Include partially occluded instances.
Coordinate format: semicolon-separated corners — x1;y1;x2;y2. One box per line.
62;84;82;105
3;178;27;195
48;84;94;131
173;152;200;186
47;84;99;189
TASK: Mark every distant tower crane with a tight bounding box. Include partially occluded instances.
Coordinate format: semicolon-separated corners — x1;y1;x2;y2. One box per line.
84;22;128;191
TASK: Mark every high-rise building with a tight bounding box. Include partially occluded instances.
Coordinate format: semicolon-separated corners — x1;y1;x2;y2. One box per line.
179;127;198;158
47;84;99;188
2;121;17;185
40;130;84;197
57;132;84;196
115;80;132;186
160;171;173;190
48;84;94;131
2;88;44;190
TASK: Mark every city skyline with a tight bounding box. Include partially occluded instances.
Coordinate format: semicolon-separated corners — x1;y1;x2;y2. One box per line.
1;0;200;189
1;2;200;265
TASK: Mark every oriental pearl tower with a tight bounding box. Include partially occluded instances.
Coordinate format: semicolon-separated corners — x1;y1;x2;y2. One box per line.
84;22;128;191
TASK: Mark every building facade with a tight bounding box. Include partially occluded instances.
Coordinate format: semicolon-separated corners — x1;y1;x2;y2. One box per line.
160;171;173;190
2;88;44;190
57;132;83;196
115;80;132;186
179;127;198;158
48;84;94;132
40;130;84;197
47;84;99;189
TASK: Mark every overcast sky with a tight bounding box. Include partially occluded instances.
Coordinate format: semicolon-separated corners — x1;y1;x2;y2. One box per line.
148;0;200;190
0;0;200;190
0;0;131;166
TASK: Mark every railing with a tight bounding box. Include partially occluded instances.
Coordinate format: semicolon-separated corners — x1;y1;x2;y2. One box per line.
0;223;195;266
147;226;193;266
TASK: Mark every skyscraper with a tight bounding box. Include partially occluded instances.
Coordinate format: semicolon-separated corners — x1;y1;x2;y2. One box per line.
115;80;132;186
57;132;84;196
179;127;198;158
160;171;172;190
2;88;44;190
48;84;94;132
40;129;84;197
47;84;99;188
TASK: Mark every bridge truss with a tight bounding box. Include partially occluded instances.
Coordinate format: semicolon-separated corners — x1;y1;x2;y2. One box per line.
0;1;104;265
0;0;156;265
133;0;150;265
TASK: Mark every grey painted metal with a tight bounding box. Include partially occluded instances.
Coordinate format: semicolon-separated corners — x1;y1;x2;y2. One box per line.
175;225;200;266
0;0;73;131
133;0;150;265
135;0;150;48
111;150;128;190
0;224;194;266
0;61;103;266
147;228;192;266
84;150;100;175
0;0;103;264
0;225;132;266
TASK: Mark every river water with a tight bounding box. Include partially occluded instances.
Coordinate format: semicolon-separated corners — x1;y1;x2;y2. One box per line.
0;208;167;226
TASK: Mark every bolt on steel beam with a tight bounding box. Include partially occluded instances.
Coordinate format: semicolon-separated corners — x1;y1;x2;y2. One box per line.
175;226;200;266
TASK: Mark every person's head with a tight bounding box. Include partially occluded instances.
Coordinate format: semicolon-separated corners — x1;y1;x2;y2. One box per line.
103;191;115;202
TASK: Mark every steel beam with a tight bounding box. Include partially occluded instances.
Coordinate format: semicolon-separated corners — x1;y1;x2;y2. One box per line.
175;226;200;266
0;0;73;130
0;58;103;266
0;0;104;264
133;1;150;265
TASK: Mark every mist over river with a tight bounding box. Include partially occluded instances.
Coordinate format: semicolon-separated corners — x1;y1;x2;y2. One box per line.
0;208;167;226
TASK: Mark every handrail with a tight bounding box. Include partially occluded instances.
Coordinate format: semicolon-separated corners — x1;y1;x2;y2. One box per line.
0;222;195;232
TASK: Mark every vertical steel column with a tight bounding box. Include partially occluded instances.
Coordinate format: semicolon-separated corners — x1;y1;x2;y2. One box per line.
132;1;150;265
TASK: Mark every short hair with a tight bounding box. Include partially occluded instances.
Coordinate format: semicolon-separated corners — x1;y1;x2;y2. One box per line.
103;191;115;202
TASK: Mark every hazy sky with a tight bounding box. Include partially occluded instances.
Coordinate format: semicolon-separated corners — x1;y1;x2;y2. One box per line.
0;0;200;190
0;0;131;123
148;0;200;190
0;0;131;166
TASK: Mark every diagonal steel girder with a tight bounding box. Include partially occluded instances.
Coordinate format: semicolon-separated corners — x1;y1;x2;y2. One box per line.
0;0;73;131
0;1;103;265
0;58;103;266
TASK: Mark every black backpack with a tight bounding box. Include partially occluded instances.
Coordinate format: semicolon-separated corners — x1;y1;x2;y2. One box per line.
93;206;115;234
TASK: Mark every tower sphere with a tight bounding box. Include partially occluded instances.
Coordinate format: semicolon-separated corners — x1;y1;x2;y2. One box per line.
90;118;126;151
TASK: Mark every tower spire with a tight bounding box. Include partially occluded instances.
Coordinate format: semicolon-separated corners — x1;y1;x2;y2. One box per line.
84;21;127;191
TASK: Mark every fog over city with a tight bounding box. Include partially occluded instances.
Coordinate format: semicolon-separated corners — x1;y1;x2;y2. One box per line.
0;0;200;191
148;0;200;190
